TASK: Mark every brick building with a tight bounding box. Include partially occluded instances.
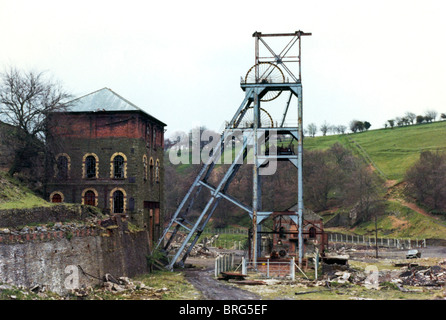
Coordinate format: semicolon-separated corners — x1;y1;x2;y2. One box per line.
269;208;327;258
45;88;166;244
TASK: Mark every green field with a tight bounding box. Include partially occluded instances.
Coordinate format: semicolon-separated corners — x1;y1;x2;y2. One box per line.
303;121;446;181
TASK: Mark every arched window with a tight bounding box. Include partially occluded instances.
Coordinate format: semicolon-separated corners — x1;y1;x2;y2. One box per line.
279;226;286;239
113;155;124;178
110;152;127;179
143;155;148;181
155;159;160;183
56;156;69;179
309;227;316;239
149;157;154;183
113;190;124;214
51;192;63;203
85;155;96;178
84;190;96;206
81;189;98;206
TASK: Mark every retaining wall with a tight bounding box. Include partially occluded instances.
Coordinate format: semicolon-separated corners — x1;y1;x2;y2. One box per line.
0;215;150;295
0;204;101;228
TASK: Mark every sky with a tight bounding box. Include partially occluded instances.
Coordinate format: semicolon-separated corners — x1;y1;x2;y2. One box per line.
1;0;446;137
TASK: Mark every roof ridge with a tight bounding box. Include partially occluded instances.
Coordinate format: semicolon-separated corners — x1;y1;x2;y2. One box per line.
62;88;166;126
68;87;109;105
104;88;144;112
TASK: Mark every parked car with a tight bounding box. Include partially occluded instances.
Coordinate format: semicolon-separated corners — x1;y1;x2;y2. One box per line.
406;249;421;259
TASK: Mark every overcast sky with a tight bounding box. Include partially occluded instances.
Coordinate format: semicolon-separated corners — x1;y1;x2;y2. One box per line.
1;0;446;136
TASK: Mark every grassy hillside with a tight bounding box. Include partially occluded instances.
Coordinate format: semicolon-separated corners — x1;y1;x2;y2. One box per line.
328;200;446;239
302;121;446;239
0;172;50;209
303;121;446;182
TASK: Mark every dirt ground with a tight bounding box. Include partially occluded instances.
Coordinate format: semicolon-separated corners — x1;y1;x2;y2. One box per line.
180;246;446;300
183;262;261;300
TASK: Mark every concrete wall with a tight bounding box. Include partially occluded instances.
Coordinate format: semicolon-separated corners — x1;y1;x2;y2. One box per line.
0;216;150;295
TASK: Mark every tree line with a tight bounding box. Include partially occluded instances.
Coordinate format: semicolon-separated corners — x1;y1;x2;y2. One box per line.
305;120;371;137
305;109;446;138
405;150;446;213
164;140;446;229
385;110;445;128
164;142;384;228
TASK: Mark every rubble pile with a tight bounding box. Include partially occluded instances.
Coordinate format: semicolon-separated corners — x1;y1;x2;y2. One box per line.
398;265;446;287
319;260;446;289
0;216;103;237
70;275;170;299
169;234;220;258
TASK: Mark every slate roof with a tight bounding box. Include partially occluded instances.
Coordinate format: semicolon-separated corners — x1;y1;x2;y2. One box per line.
287;204;323;221
65;88;166;125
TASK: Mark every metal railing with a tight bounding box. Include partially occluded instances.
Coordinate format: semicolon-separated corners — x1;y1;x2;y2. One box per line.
214;253;236;277
237;257;297;280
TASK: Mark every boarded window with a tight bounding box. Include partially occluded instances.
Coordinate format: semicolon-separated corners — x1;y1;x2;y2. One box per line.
56;156;68;179
129;197;135;211
51;193;62;203
155;159;160;183
84;190;96;206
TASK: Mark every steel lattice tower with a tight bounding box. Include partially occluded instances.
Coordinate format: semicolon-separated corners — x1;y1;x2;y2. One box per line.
156;31;311;270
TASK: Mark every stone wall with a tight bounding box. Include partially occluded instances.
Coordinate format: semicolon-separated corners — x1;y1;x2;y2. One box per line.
0;215;150;295
0;204;101;228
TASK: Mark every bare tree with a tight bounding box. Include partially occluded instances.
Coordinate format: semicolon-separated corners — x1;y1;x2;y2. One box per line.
405;112;416;125
424;110;437;122
320;121;330;136
337;125;347;134
307;123;317;137
0;67;72;176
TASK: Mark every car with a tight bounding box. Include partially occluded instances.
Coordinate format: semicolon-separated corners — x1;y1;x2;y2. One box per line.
406;249;421;259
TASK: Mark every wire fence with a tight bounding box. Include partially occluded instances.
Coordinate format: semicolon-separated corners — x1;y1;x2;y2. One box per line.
328;232;427;249
203;228;248;235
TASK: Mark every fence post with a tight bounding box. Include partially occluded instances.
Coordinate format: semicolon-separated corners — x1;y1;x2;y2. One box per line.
215;257;219;277
267;259;270;278
291;257;295;281
242;257;246;275
314;247;319;281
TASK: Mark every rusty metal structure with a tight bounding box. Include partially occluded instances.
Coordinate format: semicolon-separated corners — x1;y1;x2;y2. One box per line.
156;31;311;270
